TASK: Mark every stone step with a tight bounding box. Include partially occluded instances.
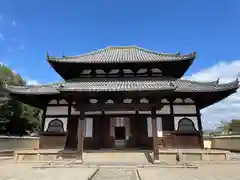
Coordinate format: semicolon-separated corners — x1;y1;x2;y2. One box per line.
91;167;138;180
83;151;151;164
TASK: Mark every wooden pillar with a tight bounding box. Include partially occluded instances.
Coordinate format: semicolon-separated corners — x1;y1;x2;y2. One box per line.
41;105;47;132
169;98;176;148
196;106;204;148
151;107;159;161
39;105;47;148
77;111;85;160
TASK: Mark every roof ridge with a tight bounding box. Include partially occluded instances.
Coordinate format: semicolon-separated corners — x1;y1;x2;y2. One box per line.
133;46;181;56
48;46;193;60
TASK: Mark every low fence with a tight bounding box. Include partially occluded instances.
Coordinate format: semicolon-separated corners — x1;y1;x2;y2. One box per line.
209;135;240;152
0;136;39;150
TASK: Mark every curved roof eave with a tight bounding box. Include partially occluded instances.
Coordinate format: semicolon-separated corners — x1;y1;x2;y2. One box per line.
3;84;60;95
3;78;239;95
46;46;196;64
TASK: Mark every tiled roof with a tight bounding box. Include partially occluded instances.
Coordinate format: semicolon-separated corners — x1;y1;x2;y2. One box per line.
5;78;239;94
5;85;59;95
47;46;196;64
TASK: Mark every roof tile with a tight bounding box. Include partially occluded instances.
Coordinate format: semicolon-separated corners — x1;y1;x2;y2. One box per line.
47;46;195;63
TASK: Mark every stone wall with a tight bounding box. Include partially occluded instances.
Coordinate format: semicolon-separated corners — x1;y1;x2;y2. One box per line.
0;136;39;150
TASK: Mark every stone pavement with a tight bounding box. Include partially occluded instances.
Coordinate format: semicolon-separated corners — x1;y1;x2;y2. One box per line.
0;161;240;180
138;164;240;180
0;162;98;180
91;167;138;180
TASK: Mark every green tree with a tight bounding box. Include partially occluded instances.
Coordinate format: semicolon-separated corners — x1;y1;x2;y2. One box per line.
0;64;41;135
217;120;230;132
216;119;240;133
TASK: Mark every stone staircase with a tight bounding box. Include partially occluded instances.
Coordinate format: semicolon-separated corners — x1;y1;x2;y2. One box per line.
83;150;151;165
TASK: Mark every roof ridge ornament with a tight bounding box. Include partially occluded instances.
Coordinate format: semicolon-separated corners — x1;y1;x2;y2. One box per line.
214;78;220;86
46;52;50;60
235;78;239;85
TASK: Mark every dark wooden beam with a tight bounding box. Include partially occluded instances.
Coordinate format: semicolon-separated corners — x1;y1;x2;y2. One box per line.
74;103;156;112
151;107;159;161
77;111;85;161
41;105;47;132
196;105;204;148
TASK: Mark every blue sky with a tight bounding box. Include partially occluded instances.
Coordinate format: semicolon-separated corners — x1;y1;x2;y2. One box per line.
0;0;240;83
1;0;240;129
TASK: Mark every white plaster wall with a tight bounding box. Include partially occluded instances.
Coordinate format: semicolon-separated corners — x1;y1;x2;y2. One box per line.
147;117;152;137
156;105;170;114
84;118;93;137
147;117;162;137
85;111;102;115
139;111;151;114
174;116;199;131
71;107;79;115
105;111;135;115
173;105;196;114
46;106;68;116
44;117;68;132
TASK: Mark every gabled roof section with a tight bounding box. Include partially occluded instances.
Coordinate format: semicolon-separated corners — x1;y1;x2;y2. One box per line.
47;46;196;64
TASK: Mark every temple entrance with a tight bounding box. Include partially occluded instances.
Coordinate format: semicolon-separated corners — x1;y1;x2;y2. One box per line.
115;127;126;140
114;126;126;148
110;117;129;149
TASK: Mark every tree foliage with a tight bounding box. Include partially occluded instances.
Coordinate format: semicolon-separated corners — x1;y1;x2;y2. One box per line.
217;120;230;132
0;64;41;135
216;119;240;133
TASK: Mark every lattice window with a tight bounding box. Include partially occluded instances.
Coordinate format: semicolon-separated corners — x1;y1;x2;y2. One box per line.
48;99;57;104
105;99;115;104
109;69;120;75
184;98;195;103
161;98;169;103
151;68;162;73
177;118;197;132
140;98;149;104
174;98;184;103
123;69;133;74
123;98;132;104
81;69;92;75
137;68;147;74
59;99;68;104
47;119;64;132
95;69;105;75
89;99;98;104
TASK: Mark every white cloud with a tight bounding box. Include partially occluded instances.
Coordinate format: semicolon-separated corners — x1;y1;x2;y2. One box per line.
11;20;16;27
0;32;4;41
26;79;40;85
185;60;240;130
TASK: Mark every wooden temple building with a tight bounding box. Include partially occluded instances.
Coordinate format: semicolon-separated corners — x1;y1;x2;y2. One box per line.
4;46;239;160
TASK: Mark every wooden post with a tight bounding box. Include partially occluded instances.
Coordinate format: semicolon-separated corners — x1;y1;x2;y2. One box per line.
41;105;47;132
39;105;46;148
77;111;85;160
151;108;159;161
196;106;204;148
